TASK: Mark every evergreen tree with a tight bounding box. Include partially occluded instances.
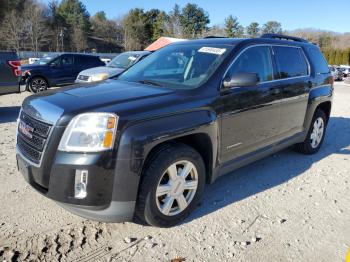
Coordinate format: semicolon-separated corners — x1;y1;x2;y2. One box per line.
57;0;91;51
151;11;169;41
123;8;151;50
335;50;342;65
262;21;282;34
246;22;260;38
180;3;210;38
224;15;242;38
328;49;335;65
341;50;350;65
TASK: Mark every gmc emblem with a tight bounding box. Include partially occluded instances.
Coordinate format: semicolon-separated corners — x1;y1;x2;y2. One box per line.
18;121;34;139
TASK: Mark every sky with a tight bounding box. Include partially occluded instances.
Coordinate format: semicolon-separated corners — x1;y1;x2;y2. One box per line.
44;0;349;33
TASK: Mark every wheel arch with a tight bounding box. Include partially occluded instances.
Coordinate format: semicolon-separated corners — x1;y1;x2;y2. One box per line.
27;74;51;88
142;133;214;184
111;110;219;203
316;101;331;124
302;85;333;141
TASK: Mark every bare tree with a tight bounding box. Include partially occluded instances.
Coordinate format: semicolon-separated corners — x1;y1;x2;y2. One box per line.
0;10;27;52
167;4;182;38
72;22;87;52
24;4;50;52
202;25;225;37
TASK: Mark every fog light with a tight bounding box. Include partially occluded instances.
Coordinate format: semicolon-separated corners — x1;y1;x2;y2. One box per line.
75;170;88;199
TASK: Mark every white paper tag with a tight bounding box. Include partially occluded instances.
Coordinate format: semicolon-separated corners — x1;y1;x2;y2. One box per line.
128;56;137;61
198;47;226;55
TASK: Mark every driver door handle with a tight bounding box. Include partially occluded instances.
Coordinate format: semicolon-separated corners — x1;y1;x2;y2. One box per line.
271;88;281;95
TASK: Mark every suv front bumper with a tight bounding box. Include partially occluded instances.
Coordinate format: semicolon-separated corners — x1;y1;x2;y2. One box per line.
16;149;138;223
57;201;135;223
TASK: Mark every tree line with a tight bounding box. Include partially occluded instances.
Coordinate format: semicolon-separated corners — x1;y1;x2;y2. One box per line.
0;0;349;65
0;0;123;53
322;49;350;66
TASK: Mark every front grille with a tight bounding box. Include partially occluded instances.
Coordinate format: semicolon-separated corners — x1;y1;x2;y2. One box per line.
78;75;90;81
17;111;52;165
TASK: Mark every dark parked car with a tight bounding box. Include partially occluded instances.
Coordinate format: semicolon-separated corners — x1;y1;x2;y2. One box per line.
0;51;23;95
20;53;105;93
76;51;151;83
329;66;343;81
337;67;350;78
16;34;333;227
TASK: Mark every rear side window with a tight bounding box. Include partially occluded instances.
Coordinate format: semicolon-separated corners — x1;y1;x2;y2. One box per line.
307;47;330;74
75;56;97;66
273;46;308;79
75;56;87;65
89;56;103;66
227;46;273;82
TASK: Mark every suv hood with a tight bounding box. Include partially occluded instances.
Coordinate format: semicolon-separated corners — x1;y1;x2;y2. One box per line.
79;66;125;77
22;79;176;125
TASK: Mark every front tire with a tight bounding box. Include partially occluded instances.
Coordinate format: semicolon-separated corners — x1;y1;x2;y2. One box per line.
28;77;48;93
295;109;327;154
135;143;206;227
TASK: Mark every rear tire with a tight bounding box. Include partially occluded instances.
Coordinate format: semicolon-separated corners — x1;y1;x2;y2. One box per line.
28;77;48;93
295;109;327;154
135;143;206;227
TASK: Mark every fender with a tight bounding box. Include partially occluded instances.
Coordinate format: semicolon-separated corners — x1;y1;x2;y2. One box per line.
302;84;333;140
111;109;219;202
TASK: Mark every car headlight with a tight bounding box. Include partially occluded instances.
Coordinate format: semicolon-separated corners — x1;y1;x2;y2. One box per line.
90;73;109;82
58;113;118;152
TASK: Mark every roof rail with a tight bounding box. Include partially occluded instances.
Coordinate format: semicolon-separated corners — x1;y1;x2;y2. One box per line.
203;36;227;39
260;34;309;43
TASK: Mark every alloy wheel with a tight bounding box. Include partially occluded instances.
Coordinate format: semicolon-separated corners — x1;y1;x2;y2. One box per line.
30;78;47;93
310;117;324;148
156;160;198;216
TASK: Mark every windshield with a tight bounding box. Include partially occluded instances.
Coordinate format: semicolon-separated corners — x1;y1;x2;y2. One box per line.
108;53;140;69
33;55;58;65
118;44;233;89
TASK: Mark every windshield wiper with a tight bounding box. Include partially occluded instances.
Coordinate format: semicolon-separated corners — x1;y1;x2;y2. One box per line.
137;80;162;87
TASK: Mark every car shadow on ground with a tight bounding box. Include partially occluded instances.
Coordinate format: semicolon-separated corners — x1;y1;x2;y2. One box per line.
0;106;21;124
186;116;350;223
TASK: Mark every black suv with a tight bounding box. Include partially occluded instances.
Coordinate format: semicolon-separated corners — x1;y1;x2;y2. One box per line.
20;53;105;93
0;51;23;95
16;34;333;227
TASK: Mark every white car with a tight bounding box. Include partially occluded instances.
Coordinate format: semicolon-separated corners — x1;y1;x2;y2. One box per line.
75;51;151;83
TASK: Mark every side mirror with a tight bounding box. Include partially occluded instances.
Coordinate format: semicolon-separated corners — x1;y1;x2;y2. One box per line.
223;72;259;88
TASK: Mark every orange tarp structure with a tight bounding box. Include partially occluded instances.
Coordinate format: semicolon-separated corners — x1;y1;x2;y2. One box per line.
145;37;187;51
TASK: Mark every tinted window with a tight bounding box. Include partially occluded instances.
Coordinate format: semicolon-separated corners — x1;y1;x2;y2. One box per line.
226;46;273;82
74;56;98;66
61;55;74;66
88;56;101;66
308;48;329;74
273;46;308;79
75;56;88;65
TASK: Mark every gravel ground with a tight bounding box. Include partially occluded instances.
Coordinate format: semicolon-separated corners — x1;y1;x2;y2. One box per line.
0;83;349;262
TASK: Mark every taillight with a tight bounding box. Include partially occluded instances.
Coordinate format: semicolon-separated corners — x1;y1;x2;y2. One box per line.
7;60;22;77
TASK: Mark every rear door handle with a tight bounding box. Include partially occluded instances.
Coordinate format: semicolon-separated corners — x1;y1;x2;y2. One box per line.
271;88;281;95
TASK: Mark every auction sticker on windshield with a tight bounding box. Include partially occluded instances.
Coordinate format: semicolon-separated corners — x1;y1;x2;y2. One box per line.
198;47;226;55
